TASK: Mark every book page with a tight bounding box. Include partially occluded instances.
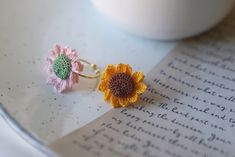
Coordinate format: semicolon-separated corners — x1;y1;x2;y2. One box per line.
49;11;235;157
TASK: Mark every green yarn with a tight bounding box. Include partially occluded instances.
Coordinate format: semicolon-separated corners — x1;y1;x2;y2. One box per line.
53;54;71;80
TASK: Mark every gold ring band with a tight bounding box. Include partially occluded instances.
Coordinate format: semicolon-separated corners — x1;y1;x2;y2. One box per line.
78;59;101;79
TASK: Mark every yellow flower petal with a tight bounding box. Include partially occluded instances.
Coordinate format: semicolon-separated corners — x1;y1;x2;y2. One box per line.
126;64;132;75
104;90;112;101
119;98;129;107
111;96;120;108
98;80;108;92
135;82;147;94
128;93;139;103
132;72;144;82
102;64;116;80
116;63;128;73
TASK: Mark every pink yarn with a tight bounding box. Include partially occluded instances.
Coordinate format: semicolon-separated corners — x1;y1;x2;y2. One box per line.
46;44;84;93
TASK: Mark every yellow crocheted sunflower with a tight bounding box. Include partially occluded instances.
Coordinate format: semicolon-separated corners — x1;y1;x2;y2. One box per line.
98;63;147;108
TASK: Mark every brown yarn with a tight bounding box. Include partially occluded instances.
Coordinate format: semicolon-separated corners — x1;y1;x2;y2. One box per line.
109;73;135;98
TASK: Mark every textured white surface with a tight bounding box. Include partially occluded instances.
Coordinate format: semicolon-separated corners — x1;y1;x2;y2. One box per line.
0;0;176;156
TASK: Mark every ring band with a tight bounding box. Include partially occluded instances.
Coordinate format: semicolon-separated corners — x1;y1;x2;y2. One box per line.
78;59;101;79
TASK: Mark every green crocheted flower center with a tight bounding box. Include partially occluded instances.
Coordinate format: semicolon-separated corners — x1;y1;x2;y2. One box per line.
53;54;71;80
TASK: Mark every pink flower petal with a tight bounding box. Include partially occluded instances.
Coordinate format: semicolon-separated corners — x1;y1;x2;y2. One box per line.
50;51;57;60
54;79;68;93
71;61;84;73
46;57;53;65
64;46;71;55
50;44;62;59
47;74;74;93
68;50;78;61
55;81;63;92
53;44;62;54
78;61;84;72
46;58;53;73
69;72;79;85
59;81;69;93
60;47;67;55
47;76;59;85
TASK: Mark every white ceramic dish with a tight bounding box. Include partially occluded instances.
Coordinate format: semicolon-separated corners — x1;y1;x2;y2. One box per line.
91;0;235;39
0;0;175;156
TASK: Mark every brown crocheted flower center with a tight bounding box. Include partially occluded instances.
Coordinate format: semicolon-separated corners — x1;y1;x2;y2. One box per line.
109;73;135;98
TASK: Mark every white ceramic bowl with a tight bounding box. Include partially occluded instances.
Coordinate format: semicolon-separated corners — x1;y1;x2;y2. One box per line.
91;0;235;40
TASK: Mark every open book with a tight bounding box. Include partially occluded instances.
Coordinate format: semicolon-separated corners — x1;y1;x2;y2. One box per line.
49;9;235;157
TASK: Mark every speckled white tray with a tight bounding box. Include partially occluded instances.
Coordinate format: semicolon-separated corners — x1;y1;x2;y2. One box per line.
0;0;175;156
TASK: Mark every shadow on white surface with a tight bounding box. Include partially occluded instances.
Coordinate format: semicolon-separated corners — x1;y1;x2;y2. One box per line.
0;116;46;157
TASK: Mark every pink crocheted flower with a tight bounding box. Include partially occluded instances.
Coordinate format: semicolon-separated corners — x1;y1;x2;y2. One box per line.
46;44;84;93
